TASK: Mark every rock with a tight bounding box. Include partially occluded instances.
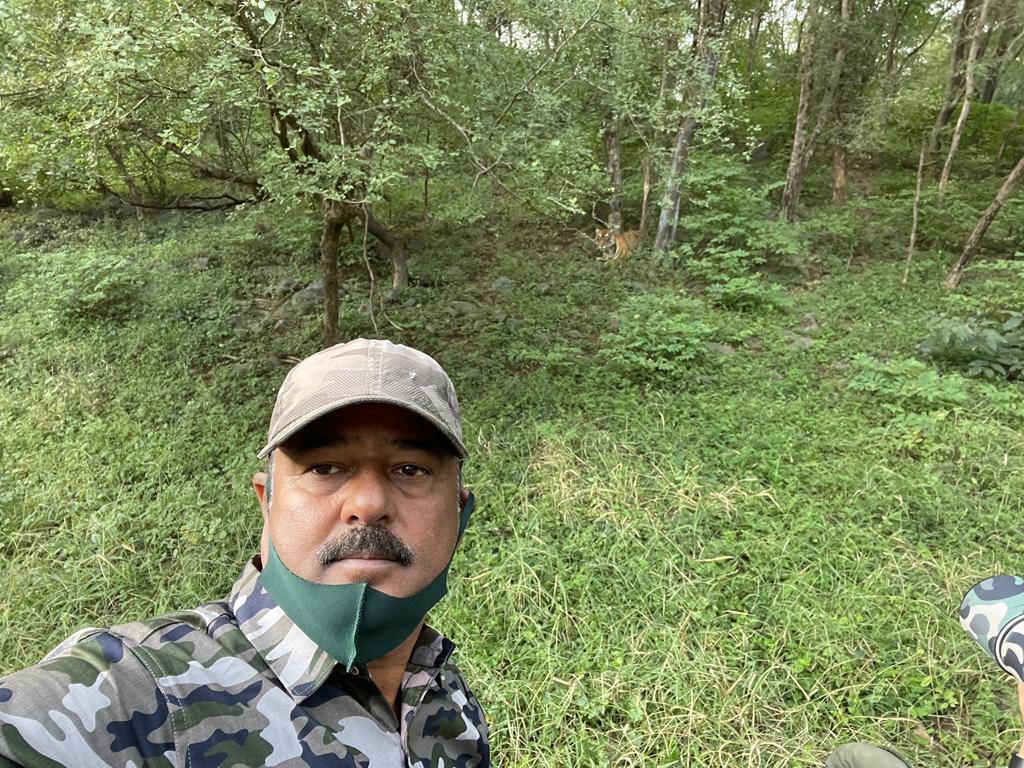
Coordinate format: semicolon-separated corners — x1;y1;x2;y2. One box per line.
401;298;418;308
272;279;325;323
448;300;477;317
272;278;301;297
33;207;64;222
796;314;821;334
12;222;55;247
442;265;466;283
707;342;737;358
192;257;211;272
741;336;764;352
536;282;551;295
490;276;513;294
785;332;814;351
261;355;286;372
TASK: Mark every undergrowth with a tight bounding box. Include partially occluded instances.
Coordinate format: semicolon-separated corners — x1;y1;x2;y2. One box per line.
1;204;1023;768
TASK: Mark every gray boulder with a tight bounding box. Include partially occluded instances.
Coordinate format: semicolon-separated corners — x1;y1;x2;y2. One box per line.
273;280;325;323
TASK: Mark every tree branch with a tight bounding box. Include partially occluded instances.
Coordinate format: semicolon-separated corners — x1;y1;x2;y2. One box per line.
140;129;262;192
487;2;602;135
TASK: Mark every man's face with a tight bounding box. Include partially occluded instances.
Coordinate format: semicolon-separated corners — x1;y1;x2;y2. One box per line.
253;402;464;598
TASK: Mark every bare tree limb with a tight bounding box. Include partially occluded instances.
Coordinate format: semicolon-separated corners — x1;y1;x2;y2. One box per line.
140;128;262;191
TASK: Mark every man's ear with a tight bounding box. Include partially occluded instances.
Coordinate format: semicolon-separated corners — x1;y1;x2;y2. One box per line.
253;472;270;524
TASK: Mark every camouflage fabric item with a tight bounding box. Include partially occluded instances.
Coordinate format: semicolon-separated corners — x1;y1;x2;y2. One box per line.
0;560;489;767
960;574;1024;682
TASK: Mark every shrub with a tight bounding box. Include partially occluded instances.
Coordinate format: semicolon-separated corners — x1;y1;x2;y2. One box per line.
600;292;712;378
847;354;971;411
921;313;1024;381
669;155;798;311
7;247;146;323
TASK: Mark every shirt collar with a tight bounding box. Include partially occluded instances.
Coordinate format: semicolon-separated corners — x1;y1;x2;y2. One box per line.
228;558;456;702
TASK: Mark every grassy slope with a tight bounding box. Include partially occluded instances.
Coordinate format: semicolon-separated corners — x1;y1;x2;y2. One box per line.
0;205;1022;767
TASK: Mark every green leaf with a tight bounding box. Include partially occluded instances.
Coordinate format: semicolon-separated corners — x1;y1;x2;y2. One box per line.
263;6;277;24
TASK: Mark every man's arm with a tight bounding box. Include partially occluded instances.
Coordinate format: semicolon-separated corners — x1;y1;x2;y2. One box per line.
0;631;176;768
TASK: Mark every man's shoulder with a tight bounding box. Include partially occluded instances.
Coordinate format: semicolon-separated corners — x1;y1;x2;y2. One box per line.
3;600;236;693
36;601;232;660
0;601;247;768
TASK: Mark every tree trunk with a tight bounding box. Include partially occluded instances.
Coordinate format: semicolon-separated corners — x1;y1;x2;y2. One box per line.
884;0;915;78
780;0;849;222
980;19;1023;103
779;9;816;222
654;0;725;253
746;0;765;74
939;0;991;195
106;144;144;220
655;115;700;251
805;0;848;168
831;144;847;203
997;108;1023;162
603;113;624;231
928;0;979;156
423;128;430;216
945;149;1024;288
902;139;927;285
320;200;349;346
657;32;680;105
640;156;652;235
364;207;409;292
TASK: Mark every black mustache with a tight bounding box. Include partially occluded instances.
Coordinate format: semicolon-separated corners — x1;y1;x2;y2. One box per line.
315;526;415;566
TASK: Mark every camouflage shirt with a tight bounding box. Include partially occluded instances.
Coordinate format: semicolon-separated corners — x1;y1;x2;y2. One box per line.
0;559;489;768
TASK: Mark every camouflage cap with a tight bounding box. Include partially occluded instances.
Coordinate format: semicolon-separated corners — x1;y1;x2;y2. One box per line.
258;338;467;459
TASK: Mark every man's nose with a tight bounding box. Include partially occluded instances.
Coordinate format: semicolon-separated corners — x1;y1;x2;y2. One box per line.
340;469;390;526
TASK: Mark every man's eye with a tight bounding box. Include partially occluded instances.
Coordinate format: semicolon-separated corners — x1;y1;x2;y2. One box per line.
396;464;428;477
310;464;340;475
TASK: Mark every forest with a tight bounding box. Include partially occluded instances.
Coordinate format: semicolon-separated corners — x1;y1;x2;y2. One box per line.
1;0;1024;765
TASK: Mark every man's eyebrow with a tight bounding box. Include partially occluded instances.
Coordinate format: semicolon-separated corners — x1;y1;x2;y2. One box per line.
288;433;450;457
386;436;451;456
287;433;349;455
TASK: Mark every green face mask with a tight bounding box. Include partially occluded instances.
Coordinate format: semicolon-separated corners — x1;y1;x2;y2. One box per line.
258;494;474;671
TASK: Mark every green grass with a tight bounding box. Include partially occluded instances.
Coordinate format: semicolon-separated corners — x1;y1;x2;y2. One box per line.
1;204;1023;766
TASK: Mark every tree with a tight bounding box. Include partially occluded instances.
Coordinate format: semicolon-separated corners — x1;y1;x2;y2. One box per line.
778;0;851;222
0;0;533;343
928;0;981;156
938;0;992;194
654;0;728;252
945;149;1024;287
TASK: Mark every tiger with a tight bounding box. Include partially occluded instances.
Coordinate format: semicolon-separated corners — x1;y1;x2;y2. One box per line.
594;227;641;261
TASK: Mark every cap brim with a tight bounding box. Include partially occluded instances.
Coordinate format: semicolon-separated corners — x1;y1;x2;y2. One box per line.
257;395;468;460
